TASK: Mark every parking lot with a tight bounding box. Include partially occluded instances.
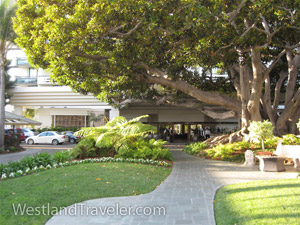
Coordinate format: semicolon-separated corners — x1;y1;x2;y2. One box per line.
0;143;75;164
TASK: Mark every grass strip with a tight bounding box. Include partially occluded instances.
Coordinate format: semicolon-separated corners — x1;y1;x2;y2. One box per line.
214;179;300;225
0;162;171;225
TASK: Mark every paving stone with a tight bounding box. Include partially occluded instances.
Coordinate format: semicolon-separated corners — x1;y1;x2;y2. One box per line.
46;145;299;225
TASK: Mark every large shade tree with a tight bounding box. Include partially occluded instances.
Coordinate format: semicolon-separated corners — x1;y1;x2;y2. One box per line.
0;0;16;148
14;0;300;136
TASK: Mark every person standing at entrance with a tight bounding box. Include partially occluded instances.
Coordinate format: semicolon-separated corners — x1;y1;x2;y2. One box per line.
170;128;174;143
205;127;211;140
163;128;169;141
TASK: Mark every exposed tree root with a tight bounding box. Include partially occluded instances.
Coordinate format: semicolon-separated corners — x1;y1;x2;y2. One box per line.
204;130;248;148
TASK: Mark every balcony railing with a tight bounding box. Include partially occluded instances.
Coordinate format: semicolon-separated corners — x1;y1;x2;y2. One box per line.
15;77;37;86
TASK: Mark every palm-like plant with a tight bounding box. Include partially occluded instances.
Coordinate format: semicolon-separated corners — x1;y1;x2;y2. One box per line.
76;115;156;151
0;0;17;148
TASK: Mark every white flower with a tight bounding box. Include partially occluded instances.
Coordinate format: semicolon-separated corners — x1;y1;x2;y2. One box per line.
9;172;15;178
46;165;52;169
1;174;7;180
16;170;23;176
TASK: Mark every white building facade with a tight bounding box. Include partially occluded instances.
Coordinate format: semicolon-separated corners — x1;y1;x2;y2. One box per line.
6;47;116;128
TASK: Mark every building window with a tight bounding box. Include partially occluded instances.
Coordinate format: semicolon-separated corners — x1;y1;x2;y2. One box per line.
54;115;89;128
29;68;38;78
16;58;30;66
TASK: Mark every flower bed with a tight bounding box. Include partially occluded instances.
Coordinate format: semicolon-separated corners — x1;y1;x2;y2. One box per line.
0;157;171;181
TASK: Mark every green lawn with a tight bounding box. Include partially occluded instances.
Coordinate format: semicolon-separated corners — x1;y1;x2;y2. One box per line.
214;179;300;225
0;163;171;225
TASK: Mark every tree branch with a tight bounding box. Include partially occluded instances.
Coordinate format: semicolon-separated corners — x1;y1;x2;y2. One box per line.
263;48;286;80
224;0;247;23
273;71;288;110
110;20;143;37
138;62;241;112
73;50;109;61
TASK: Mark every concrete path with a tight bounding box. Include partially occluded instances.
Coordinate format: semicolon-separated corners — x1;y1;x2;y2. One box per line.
46;145;299;225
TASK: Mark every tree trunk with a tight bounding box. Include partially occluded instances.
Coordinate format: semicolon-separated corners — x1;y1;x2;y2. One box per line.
262;77;276;125
0;64;5;149
247;48;264;121
285;48;300;105
237;52;251;132
276;88;300;135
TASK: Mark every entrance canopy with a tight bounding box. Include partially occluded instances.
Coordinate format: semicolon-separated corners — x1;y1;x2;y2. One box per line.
5;111;41;126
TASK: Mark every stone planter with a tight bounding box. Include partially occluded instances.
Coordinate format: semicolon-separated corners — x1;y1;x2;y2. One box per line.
274;140;300;168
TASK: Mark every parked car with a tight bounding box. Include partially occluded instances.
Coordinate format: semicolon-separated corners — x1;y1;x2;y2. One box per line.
22;128;36;138
61;131;82;144
5;128;26;142
25;131;68;145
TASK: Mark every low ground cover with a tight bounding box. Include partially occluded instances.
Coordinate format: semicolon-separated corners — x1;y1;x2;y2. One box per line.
0;162;171;225
184;134;300;163
214;179;300;225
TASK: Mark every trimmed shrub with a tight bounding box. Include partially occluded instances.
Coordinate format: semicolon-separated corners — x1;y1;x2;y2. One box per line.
183;142;208;156
117;138;173;161
9;146;16;152
248;120;274;150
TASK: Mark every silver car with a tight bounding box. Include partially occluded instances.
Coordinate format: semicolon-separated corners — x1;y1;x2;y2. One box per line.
25;131;68;145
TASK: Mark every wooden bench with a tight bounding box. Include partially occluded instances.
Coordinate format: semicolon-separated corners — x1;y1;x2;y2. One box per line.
273;139;300;168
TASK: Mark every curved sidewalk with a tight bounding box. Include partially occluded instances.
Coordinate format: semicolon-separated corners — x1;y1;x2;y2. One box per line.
46;146;298;225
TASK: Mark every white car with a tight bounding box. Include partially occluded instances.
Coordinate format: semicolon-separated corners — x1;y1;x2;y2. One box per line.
26;131;68;145
22;128;36;138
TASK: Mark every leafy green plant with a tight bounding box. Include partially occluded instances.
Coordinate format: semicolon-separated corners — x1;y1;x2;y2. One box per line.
248;120;274;151
70;138;105;159
76;115;156;152
0;151;74;178
73;116;172;161
32;152;54;167
0;147;4;153
183;142;208;156
282;134;300;145
19;156;37;169
9;146;16;152
207;144;236;160
51;150;72;163
117;138;172;161
264;137;280;149
204;141;268;162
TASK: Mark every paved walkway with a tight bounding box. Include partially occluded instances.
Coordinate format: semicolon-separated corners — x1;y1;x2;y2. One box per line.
46;145;299;225
0;144;73;164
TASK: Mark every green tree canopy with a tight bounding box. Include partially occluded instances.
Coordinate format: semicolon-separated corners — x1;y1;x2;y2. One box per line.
14;0;300;135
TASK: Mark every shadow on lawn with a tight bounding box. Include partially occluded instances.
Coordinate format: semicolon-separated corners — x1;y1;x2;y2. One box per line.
222;182;300;194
